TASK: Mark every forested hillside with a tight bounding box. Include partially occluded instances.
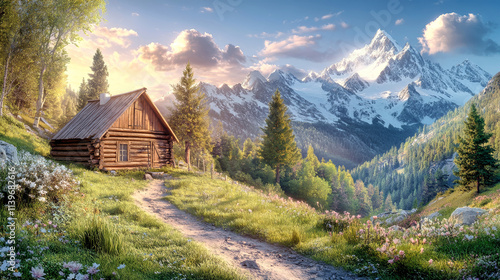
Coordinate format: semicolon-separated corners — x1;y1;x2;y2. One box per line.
352;72;500;210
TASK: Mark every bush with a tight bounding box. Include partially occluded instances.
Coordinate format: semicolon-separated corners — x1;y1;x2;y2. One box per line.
0;151;79;208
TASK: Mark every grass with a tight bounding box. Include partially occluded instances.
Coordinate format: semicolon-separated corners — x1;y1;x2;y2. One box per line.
1;162;245;279
165;170;500;279
0;115;50;156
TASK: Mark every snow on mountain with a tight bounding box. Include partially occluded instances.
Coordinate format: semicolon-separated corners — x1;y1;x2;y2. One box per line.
162;29;492;167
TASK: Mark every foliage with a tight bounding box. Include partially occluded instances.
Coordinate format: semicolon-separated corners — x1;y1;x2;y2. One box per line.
259;89;301;185
87;48;109;100
454;104;498;193
169;63;211;170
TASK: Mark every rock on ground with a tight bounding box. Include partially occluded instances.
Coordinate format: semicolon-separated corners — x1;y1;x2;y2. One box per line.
450;207;487;225
0;140;18;164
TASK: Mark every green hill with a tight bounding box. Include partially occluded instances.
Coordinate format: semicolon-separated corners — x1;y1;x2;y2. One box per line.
352;72;500;210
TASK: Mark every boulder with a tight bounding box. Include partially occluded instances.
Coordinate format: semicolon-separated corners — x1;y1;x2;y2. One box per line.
0;141;18;164
450;207;487;225
426;211;442;220
144;173;153;180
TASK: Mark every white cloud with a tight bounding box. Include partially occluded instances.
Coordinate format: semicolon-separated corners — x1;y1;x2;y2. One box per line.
395;18;404;25
131;12;139;17
340;21;349;29
92;27;138;47
292;24;336;34
201;7;213;13
259;34;333;62
419;13;500;55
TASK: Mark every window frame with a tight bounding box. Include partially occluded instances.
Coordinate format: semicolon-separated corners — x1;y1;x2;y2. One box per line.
117;141;130;162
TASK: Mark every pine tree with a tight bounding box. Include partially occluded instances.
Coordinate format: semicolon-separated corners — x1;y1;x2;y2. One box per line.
454;104;498;193
87;48;108;100
76;78;88;111
305;145;320;171
259;89;301;185
169;63;211;171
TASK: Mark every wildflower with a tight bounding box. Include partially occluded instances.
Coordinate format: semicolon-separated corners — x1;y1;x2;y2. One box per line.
31;266;46;279
420;248;424;254
117;264;126;269
13;271;21;277
428;259;433;265
388;259;394;264
87;263;100;275
64;261;83;273
399;250;405;257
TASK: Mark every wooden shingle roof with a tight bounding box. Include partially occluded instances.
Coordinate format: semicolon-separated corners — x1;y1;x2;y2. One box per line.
52;88;178;142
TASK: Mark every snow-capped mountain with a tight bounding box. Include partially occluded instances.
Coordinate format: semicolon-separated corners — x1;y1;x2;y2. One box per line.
156;29;492;168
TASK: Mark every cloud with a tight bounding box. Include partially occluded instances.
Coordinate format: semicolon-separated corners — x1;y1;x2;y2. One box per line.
314;11;343;22
93;27;138;47
248;31;284;39
131;12;139;17
419;13;500;55
340;21;349;29
395;18;404;25
201;7;213;13
259;34;332;62
138;29;246;70
137;29;249;86
292;24;336;34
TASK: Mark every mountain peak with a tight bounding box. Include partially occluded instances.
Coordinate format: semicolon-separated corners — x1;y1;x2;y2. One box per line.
242;70;266;89
369;29;401;53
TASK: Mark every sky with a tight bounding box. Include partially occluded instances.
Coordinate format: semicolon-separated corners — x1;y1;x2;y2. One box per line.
66;0;500;101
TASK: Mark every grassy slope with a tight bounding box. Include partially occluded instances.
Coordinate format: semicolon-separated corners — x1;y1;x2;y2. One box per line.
165;171;500;279
0;119;244;280
420;183;500;220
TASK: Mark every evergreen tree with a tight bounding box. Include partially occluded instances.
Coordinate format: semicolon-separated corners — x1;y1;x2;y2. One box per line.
259;89;301;185
169;63;211;171
242;138;256;158
454;104;498;193
76;78;88;111
87;48;109;100
305;145;320;171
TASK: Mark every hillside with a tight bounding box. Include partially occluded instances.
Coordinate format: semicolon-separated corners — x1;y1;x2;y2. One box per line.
352;72;500;210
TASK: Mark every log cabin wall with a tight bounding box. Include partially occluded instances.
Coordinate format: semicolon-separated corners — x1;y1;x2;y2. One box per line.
98;95;173;170
49;139;93;166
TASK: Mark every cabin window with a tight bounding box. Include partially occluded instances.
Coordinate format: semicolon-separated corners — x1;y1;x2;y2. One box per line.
119;144;128;161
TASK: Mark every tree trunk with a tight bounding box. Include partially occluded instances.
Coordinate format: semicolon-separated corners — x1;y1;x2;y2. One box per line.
275;164;281;185
34;62;46;128
185;140;191;171
0;51;12;117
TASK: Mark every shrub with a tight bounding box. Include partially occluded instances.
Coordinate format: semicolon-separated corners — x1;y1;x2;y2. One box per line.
0;151;79;208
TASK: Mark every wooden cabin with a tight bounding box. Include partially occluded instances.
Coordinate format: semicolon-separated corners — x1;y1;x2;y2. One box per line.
50;88;178;170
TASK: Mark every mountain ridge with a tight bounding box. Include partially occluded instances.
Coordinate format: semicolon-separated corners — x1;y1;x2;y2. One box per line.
156;29;491;168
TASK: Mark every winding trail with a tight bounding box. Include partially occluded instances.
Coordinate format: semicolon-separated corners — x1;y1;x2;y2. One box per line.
133;180;364;280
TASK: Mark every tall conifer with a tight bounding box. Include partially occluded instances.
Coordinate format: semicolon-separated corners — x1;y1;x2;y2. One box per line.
87;48;108;100
259;89;300;185
169;63;211;170
454;104;498;193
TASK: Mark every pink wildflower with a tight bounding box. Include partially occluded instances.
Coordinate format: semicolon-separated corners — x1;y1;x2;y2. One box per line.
388;259;394;264
31;266;46;279
429;259;433;265
399;250;405;256
420;247;424;254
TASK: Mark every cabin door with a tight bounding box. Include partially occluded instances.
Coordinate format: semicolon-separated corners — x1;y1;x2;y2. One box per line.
149;141;160;168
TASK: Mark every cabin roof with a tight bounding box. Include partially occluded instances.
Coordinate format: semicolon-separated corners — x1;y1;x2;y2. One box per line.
52;88;179;142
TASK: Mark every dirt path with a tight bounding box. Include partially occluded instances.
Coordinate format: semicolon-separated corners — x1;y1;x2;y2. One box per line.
133;180;364;280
